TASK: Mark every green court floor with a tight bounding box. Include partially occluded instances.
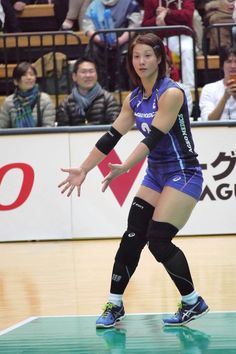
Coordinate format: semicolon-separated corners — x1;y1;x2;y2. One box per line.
0;312;235;353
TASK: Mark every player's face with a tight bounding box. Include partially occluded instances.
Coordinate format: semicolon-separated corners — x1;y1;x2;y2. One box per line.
73;61;97;91
16;67;37;91
132;44;160;80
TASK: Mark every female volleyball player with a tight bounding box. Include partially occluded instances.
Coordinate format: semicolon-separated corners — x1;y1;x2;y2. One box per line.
58;32;209;327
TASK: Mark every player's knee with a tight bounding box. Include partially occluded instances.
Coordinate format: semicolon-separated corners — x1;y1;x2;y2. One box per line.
115;197;154;266
115;229;145;266
147;220;179;263
127;196;155;233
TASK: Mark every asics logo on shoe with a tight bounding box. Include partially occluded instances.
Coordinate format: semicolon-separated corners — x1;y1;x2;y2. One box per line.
173;176;181;182
182;301;200;321
128;232;135;238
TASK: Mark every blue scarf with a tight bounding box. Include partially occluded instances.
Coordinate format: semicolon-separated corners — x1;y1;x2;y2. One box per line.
87;0;133;29
72;82;103;117
13;85;39;128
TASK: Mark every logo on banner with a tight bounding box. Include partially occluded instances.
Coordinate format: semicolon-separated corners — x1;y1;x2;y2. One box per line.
200;151;236;200
0;163;34;211
98;149;145;206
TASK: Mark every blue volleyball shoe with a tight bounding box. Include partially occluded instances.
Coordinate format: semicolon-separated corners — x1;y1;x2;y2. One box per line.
163;296;209;326
96;302;125;328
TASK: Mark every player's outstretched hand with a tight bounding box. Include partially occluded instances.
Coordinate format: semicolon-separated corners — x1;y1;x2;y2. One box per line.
58;167;86;197
102;162;128;192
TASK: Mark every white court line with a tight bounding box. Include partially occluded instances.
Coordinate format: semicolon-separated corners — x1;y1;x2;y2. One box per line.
0;317;38;336
13;310;236;320
1;311;235;336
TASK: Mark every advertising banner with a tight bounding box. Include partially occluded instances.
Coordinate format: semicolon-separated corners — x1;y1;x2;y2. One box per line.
0;125;235;241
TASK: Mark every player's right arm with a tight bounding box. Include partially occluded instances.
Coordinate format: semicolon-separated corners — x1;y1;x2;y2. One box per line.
58;94;135;197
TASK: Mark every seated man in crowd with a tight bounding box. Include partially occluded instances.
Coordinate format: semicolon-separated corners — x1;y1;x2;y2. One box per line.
199;45;236;120
56;57;121;126
0;62;55;128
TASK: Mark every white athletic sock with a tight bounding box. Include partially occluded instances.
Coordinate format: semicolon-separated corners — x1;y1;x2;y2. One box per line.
182;290;199;305
108;293;123;307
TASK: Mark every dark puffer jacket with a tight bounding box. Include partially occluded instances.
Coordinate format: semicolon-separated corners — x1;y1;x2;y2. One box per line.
56;90;121;126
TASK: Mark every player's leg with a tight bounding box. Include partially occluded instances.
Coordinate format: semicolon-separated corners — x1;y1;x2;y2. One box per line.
96;194;156;328
147;185;209;326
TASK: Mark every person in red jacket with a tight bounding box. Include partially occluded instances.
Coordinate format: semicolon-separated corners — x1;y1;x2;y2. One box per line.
142;0;195;88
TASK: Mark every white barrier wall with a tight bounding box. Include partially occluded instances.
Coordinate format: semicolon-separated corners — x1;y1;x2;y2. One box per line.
0;124;235;241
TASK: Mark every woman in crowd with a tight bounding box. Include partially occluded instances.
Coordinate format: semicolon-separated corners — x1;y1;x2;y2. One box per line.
0;61;55;128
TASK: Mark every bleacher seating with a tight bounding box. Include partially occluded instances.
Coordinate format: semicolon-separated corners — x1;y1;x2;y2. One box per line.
1;4;231;119
0;31;88;48
0;31;86;109
16;4;55;18
0;54;220;79
15;3;57;32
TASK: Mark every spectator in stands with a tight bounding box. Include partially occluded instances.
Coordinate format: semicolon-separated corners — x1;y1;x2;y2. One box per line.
193;2;204;54
233;0;236;21
82;0;141;91
0;1;4;31
13;0;51;12
165;45;180;82
195;0;205;19
165;47;193;117
0;0;21;32
61;0;91;30
56;57;121;126
0;62;55;128
142;0;196;88
204;0;235;54
199;45;236;120
232;0;236;40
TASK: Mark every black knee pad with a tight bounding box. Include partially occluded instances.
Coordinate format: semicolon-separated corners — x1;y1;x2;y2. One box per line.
147;220;179;263
115;197;154;266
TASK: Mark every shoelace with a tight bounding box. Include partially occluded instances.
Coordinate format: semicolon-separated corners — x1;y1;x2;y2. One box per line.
174;303;185;316
101;303;115;317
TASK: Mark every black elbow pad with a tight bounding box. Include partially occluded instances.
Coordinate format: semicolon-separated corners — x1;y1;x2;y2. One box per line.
95;126;122;155
141;126;165;152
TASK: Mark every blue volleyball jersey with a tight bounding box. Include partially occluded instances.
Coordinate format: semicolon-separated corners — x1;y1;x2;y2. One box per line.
130;77;199;170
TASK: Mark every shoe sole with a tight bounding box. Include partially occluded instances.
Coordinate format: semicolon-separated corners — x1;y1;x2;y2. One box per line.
96;315;125;328
163;307;209;327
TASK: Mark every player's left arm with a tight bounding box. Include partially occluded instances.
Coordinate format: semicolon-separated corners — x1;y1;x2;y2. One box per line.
152;87;184;133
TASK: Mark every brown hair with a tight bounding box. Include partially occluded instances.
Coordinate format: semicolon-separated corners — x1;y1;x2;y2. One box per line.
13;62;37;83
127;32;167;87
220;44;236;67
